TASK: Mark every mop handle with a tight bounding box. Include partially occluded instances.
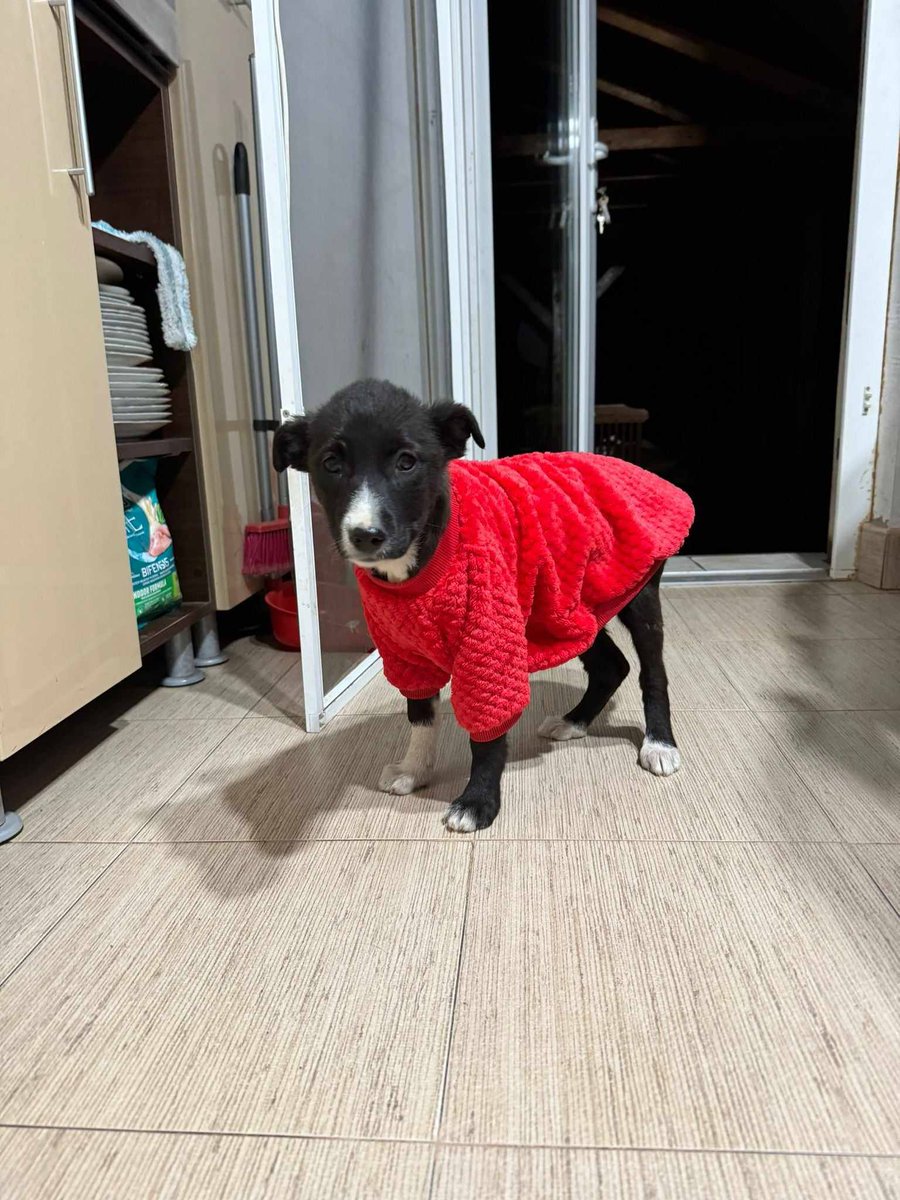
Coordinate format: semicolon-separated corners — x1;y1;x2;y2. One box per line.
234;141;275;523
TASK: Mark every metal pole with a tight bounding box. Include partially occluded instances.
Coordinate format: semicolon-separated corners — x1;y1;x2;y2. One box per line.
250;54;289;509
234;142;275;522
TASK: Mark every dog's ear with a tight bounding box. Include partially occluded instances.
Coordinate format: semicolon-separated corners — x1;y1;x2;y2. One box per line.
430;401;485;459
273;417;310;472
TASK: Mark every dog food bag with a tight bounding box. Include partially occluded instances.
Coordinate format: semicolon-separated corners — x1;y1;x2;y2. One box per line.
120;458;182;627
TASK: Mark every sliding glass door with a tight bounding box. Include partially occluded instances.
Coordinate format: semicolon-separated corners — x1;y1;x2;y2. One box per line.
253;0;448;728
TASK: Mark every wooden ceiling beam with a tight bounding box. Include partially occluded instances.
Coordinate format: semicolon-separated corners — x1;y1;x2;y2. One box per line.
597;78;693;123
596;5;850;115
496;119;848;157
601;120;849;151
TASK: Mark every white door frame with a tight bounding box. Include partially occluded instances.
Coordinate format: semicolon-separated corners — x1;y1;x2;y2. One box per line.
828;0;900;577
435;0;498;459
251;0;381;731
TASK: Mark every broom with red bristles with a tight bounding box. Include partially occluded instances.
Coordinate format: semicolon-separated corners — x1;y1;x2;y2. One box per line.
235;141;292;577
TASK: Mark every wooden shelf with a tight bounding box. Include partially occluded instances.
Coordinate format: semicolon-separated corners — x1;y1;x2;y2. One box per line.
138;600;213;656
116;436;193;461
92;228;157;272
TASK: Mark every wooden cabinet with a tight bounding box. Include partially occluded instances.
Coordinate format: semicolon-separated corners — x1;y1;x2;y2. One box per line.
1;3;218;763
0;0;141;757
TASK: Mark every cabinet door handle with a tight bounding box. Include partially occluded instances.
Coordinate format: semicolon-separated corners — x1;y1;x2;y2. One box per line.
48;0;95;196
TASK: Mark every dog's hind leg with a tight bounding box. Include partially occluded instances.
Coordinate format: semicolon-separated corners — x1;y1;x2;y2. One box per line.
379;695;440;795
617;565;680;776
538;629;630;741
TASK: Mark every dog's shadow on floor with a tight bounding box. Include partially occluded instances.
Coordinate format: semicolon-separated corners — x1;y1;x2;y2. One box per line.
164;679;643;897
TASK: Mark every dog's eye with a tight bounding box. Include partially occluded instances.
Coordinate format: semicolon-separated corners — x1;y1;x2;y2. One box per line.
396;452;417;472
322;454;342;475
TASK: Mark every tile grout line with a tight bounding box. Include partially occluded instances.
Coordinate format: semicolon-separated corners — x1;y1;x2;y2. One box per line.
847;846;900;925
15;836;890;850
2;1120;900;1163
430;841;476;1147
0;844;130;990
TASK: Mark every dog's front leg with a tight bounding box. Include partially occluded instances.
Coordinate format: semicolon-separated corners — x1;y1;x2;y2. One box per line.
443;734;507;833
379;695;440;795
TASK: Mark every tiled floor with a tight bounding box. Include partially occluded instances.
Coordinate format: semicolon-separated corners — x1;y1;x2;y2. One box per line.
2;581;900;1198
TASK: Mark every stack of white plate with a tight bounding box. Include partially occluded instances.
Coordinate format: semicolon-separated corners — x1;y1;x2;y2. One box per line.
99;281;172;439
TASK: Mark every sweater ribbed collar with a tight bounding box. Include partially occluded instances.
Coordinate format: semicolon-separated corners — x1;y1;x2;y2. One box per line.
354;490;459;597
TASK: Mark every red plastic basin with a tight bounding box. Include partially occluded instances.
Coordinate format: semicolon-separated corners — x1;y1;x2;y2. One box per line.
264;584;301;649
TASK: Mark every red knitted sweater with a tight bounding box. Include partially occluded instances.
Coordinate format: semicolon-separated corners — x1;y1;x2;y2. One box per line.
355;453;694;741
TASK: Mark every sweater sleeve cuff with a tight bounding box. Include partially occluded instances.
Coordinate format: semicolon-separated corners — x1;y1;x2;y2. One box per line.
468;712;522;742
399;685;446;700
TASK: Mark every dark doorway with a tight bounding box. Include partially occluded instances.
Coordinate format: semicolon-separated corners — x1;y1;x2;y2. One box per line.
489;0;864;554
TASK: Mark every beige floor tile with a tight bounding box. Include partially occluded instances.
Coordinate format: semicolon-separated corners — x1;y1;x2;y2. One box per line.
442;842;900;1152
105;636;299;721
667;585;896;642
0;844;121;981
325;670;408;720
252;652;369;720
478;706;836;842
432;1146;900;1200
854;844;900;911
617;634;748;711
758;712;900;843
824;580;889;596
0;841;468;1138
0;1129;431;1200
1;719;238;842
707;637;900;711
251;661;307;718
843;591;900;634
528;630;746;715
139;714;471;842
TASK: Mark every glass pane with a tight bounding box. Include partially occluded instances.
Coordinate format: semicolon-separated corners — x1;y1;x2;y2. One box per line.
279;2;434;695
489;0;580;455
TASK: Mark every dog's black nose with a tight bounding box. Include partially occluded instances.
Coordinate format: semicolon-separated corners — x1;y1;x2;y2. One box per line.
349;526;387;555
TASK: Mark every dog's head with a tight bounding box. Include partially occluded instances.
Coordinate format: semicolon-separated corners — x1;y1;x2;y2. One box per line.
273;379;484;575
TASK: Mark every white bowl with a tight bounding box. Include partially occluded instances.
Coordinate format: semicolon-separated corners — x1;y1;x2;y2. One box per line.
113;412;172;421
114;419;171;438
109;396;170;405
102;315;148;328
107;369;165;380
100;299;140;311
104;342;153;356
106;351;153;367
95;257;125;284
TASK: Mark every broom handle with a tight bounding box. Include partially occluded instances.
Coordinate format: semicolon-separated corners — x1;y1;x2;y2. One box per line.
249;54;289;509
235;141;275;523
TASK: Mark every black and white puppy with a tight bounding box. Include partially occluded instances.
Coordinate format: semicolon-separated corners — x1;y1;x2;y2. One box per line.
273;379;680;833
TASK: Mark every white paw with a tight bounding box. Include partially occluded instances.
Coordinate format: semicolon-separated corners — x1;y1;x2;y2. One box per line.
639;739;681;777
379;762;430;795
538;715;587;741
443;804;479;833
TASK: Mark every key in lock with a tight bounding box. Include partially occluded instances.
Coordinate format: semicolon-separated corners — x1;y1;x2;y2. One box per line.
595;187;611;234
